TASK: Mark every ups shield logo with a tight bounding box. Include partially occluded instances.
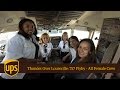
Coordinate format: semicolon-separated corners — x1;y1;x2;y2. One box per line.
4;60;19;77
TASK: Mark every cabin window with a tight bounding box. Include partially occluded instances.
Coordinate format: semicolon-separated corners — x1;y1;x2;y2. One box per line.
37;29;71;38
0;31;17;61
73;29;89;41
0;31;17;42
92;31;100;48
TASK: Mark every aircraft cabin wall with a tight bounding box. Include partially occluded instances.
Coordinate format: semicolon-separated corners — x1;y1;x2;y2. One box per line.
96;18;120;62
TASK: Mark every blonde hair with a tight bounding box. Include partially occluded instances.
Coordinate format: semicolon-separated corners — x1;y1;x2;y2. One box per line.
62;32;68;40
39;33;51;43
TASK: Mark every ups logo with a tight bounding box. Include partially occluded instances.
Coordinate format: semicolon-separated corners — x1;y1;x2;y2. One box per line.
4;59;19;77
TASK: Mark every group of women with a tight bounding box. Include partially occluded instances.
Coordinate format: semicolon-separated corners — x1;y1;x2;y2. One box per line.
0;18;98;79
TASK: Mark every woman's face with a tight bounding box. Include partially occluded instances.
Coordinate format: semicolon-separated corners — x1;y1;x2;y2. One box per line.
70;38;78;48
63;34;68;41
42;35;49;44
78;41;91;59
23;21;35;36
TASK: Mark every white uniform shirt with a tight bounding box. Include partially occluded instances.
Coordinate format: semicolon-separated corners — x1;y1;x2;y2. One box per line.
39;43;53;58
0;33;41;79
70;48;76;64
58;41;69;52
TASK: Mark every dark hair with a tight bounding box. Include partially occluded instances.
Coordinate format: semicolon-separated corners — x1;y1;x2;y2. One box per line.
18;18;37;39
78;38;96;63
33;24;39;41
69;36;79;47
69;36;79;42
33;25;38;36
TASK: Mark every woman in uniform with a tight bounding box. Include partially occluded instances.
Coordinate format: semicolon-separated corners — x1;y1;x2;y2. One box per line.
62;38;97;79
0;18;43;79
39;33;53;63
58;32;70;63
62;36;79;63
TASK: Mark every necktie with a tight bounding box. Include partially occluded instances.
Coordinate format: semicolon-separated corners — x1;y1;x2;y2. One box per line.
44;44;47;53
43;44;48;62
63;42;66;49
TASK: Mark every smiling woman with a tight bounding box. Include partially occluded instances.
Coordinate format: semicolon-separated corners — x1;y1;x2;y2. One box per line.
0;18;44;79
